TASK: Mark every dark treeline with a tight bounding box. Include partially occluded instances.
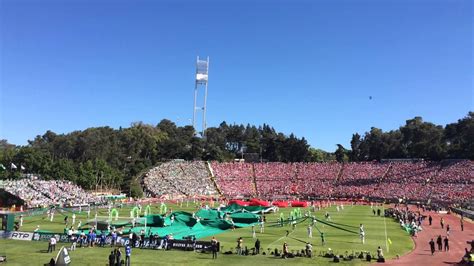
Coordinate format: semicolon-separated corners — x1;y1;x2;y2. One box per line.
0;112;472;196
0;120;311;195
347;112;473;162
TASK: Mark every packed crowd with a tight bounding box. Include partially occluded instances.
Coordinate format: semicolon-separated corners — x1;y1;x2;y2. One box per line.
340;162;387;180
143;160;472;204
143;161;217;198
3;179;100;208
212;161;473;205
211;162;255;198
292;163;340;198
433;160;473;183
9;160;470;207
378;161;472;204
254;163;296;198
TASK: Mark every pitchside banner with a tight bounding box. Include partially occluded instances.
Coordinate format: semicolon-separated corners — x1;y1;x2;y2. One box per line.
1;230;212;251
120;238;213;251
166;240;213;251
0;230;34;241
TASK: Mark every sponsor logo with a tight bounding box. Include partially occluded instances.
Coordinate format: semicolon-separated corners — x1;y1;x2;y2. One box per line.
0;231;33;241
10;231;33;241
32;233;64;242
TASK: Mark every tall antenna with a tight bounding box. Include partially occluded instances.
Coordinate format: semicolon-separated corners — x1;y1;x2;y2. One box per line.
193;56;209;137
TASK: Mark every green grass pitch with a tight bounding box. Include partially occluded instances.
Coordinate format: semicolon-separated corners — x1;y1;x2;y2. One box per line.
0;204;413;265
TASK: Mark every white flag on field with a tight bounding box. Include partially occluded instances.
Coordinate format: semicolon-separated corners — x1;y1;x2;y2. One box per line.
11;163;17;169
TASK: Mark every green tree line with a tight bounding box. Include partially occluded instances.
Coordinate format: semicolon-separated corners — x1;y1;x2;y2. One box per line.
0;112;472;195
347;112;474;161
0;120;311;195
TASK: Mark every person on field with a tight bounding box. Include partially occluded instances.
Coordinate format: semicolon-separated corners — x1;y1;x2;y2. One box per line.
236;237;243;255
108;251;115;266
429;215;433;226
305;242;312;258
444;236;449;252
115;248;122;266
211;237;218;259
437;235;443;251
70;234;77;251
125;244;132;266
255;239;261;254
47;236;57;253
377;246;384;259
359;224;365;244
282;242;289;259
429;239;435;255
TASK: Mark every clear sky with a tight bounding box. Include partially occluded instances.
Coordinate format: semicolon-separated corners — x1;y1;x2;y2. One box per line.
0;0;472;151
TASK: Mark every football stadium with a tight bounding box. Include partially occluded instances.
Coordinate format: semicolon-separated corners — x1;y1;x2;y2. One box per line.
1;1;473;266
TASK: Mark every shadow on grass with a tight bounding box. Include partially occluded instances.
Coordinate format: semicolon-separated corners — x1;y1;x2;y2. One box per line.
38;250;52;253
196;256;214;260
325;240;360;244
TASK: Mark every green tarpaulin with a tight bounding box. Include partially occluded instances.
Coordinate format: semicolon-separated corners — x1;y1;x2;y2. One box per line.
195;209;225;220
129;210;259;239
136;215;165;227
220;203;271;214
230;212;260;223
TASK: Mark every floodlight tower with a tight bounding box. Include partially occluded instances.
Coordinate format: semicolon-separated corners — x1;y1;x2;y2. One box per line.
193;56;209;137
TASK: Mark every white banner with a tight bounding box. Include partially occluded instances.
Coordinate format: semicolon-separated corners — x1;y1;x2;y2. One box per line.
0;230;34;241
10;231;34;241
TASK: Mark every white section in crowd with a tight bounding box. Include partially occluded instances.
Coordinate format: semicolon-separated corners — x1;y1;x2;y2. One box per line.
4;178;101;208
144;161;217;198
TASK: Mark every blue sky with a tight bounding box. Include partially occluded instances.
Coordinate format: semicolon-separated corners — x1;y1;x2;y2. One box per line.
0;0;472;151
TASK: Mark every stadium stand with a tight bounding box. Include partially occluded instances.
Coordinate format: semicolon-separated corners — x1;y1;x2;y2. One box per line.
144;161;218;198
3;179;101;208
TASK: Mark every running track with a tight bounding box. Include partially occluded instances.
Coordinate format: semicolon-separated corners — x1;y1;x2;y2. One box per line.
384;209;473;265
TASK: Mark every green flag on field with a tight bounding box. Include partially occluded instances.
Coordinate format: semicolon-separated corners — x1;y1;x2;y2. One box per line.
388;238;392;245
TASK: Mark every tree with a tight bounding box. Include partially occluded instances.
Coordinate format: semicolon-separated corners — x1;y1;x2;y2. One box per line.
309;148;334;162
400;117;446;159
444;112;474;159
335;144;349;162
350;133;362;161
